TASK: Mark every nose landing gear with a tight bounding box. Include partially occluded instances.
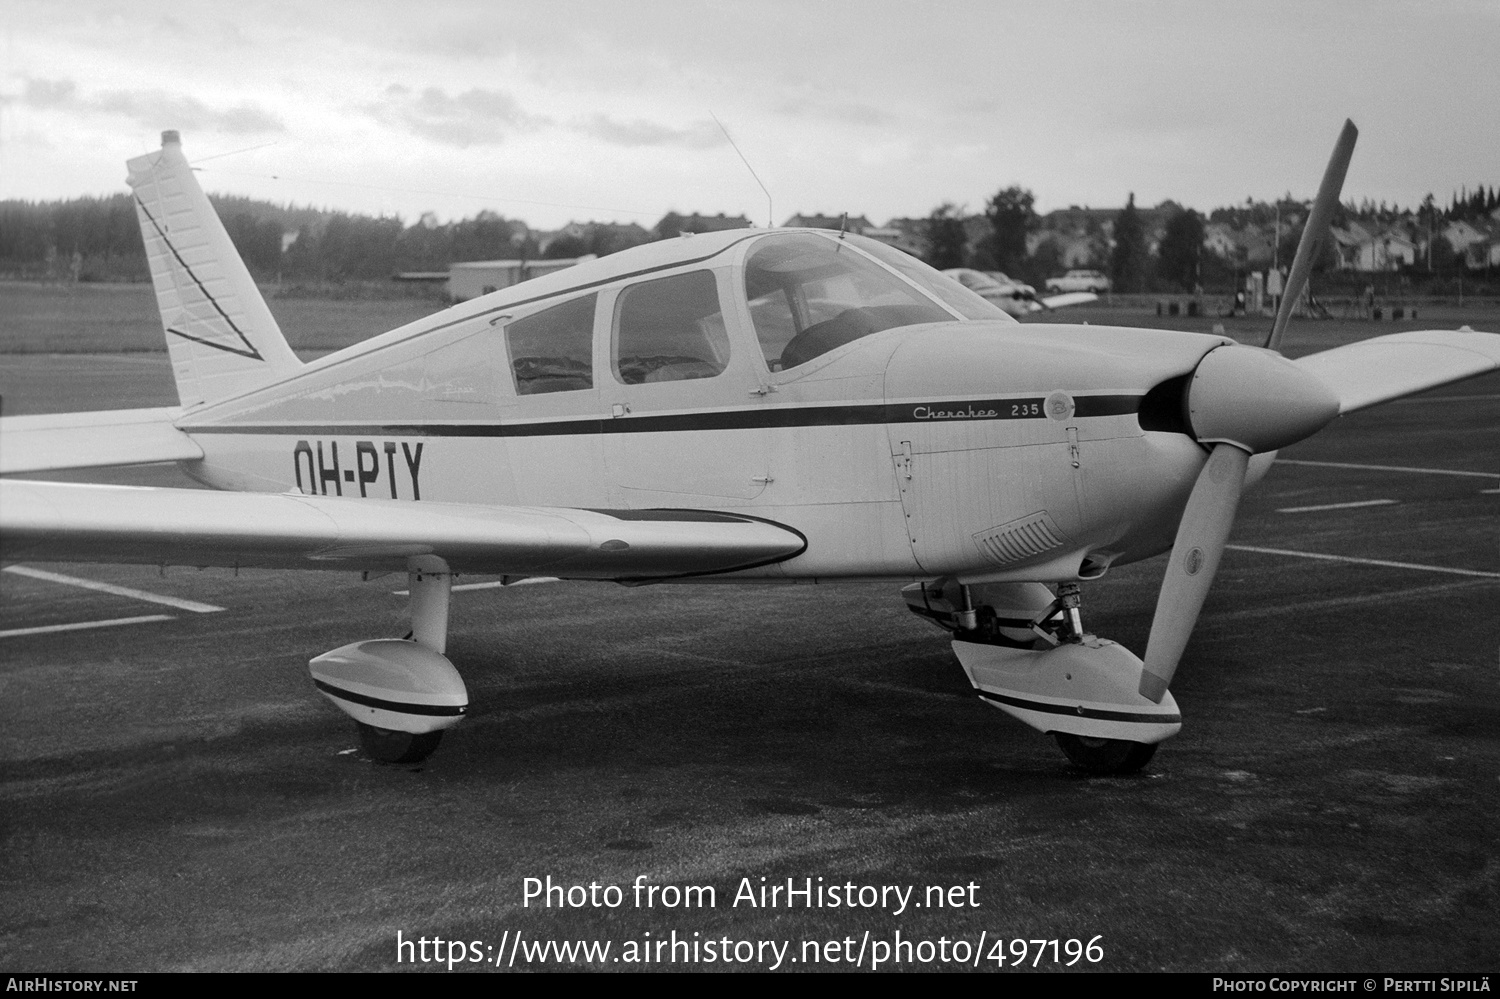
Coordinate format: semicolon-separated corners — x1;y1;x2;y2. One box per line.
904;578;1179;775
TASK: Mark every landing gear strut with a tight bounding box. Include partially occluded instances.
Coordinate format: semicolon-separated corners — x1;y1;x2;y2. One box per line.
309;557;469;765
908;579;1180;775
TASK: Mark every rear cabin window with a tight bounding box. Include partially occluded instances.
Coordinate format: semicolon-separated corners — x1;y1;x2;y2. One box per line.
613;270;731;384
743;233;953;370
505;293;596;395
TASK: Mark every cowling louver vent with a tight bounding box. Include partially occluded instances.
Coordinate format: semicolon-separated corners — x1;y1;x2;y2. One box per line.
972;511;1067;566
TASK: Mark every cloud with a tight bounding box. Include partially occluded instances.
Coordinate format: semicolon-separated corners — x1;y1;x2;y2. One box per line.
774;98;899;128
23;78;79;109
571;114;723;149
92;90;284;134
365;84;549;147
14;76;283;134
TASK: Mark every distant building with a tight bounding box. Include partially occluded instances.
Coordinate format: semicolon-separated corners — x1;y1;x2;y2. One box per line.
1203;222;1240;258
1330;221;1417;271
654;212;752;239
781;213;875;232
866;218;926;255
448;255;596;301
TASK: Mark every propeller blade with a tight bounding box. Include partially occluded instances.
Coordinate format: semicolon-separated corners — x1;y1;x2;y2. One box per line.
1266;119;1357;353
1139;443;1250;702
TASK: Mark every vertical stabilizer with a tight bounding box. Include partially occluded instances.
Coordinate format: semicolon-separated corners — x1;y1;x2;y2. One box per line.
126;131;301;409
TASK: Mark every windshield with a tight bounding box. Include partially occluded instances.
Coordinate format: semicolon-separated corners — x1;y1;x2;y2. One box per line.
846;235;1012;322
743;233;953;370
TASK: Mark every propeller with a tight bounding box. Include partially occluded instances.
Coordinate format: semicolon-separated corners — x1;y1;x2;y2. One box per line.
1137;346;1340;700
1137;120;1357;702
1266;119;1358;352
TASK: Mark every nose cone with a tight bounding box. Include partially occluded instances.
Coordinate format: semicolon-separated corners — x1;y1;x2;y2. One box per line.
1187;345;1340;453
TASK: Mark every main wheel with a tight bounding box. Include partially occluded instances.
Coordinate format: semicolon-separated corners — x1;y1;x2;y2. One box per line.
357;722;443;764
1053;733;1157;775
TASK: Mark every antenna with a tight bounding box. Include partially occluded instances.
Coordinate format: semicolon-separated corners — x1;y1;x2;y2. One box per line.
710;112;773;228
190;141;280;164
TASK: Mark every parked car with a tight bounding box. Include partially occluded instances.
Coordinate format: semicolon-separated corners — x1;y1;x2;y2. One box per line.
1045;269;1111;293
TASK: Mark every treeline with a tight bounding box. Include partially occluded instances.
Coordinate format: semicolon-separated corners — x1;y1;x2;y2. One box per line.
922;181;1500;295
0;194;547;284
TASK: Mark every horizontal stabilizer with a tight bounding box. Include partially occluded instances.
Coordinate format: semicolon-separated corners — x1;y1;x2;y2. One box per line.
0;480;806;580
1294;329;1500;414
0;407;202;475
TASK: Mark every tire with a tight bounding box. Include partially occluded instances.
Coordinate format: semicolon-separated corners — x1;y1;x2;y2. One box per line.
1053;733;1157;775
357;722;443;764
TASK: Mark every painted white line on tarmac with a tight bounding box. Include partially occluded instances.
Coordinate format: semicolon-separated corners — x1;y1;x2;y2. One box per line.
2;565;225;612
1276;498;1397;514
391;577;560;595
1275;459;1499;479
1226;545;1500;579
0;614;175;639
1205;578;1493;624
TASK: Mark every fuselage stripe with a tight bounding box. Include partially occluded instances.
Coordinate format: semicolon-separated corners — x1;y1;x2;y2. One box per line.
975;687;1182;724
180;394;1142;438
313;678;467;716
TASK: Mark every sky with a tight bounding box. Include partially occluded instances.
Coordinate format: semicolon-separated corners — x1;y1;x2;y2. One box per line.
2;0;1497;231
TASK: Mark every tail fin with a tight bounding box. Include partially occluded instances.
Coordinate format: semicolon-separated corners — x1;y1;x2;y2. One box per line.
126;131;301;410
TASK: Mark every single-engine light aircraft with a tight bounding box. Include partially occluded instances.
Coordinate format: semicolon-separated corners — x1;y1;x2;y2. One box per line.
3;123;1497;772
941;267;1098;317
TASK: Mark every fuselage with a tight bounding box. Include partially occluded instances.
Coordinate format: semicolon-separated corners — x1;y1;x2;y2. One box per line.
172;229;1242;584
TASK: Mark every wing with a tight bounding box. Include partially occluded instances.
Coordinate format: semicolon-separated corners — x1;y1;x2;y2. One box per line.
1037;291;1098;311
1294;329;1500;414
0;480;806;581
0;407;202;474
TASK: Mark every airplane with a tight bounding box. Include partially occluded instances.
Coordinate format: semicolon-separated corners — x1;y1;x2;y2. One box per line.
2;122;1497;773
941;267;1098;317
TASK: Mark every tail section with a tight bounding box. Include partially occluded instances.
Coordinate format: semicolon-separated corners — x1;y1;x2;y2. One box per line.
126;131;301;410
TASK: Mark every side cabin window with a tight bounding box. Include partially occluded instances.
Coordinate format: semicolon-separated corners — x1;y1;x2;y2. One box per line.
743;233;953;370
504;293;597;395
613;270;730;384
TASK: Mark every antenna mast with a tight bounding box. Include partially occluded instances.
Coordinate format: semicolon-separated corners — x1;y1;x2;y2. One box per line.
710;112;773;228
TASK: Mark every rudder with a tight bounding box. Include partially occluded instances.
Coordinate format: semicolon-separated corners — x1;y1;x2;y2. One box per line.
127;131;301;409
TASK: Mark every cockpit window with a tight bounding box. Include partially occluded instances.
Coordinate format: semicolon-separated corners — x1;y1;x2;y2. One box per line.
505;293;596;395
844;235;1012;321
744;233;952;370
613;270;731;385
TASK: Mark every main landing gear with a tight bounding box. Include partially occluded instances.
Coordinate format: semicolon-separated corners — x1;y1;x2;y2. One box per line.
903;579;1179;775
308;558;469;765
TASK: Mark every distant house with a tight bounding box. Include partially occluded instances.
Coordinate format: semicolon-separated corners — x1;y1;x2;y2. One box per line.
1441;220;1487;254
1330;222;1417;271
781;213;874;232
1202;222;1239;258
654;212;752;239
447;255;596;301
862;218;925;255
1463;222;1500;269
537;220;651;256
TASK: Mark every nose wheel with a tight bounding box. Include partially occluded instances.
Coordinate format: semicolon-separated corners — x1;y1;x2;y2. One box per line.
356;722;444;764
1053;733;1157;774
